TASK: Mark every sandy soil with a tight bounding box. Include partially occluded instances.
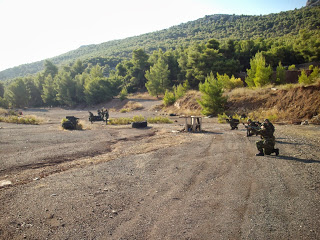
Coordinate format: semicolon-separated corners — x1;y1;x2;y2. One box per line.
0;98;320;240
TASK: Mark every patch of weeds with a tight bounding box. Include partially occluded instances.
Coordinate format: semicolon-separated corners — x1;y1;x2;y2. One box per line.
0;115;42;125
132;115;145;122
120;108;130;113
147;116;173;124
108;117;134;125
248;108;281;122
107;115;146;125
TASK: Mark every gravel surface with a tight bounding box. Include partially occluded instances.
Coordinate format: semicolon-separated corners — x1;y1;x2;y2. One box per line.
0;99;319;240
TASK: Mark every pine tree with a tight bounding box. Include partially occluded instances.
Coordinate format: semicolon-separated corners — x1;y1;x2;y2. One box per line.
145;57;170;97
246;52;272;87
198;73;227;116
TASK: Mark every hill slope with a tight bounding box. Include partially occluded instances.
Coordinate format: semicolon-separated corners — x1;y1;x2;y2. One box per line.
165;82;320;123
1;5;320;81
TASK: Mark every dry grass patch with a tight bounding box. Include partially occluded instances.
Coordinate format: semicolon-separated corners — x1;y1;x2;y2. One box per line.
0;115;43;125
0;108;8;115
129;92;160;100
121;101;144;112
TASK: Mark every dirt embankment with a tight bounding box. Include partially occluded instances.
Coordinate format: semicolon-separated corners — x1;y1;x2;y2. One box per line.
226;83;320;123
167;83;320;123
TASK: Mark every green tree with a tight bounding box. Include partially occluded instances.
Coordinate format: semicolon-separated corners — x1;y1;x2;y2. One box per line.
130;49;149;89
71;60;85;78
4;78;30;108
145;57;170;97
216;73;243;90
174;83;186;99
84;65;113;104
246;52;272;87
119;87;128;101
298;70;310;84
84;78;112;104
309;66;319;82
183;79;191;91
24;77;43;106
163;89;176;106
198;73;227;116
43;60;58;78
275;62;286;85
0;97;8;108
55;70;76;106
0;82;4;98
41;75;57;106
74;72;87;104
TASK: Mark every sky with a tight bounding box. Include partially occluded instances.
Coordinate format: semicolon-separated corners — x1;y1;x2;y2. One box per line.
0;0;307;71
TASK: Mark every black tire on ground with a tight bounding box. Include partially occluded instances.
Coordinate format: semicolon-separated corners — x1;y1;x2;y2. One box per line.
132;121;147;128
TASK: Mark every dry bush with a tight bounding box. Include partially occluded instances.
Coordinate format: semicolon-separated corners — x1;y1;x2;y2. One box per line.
0;114;43;124
310;115;320;125
78;120;91;130
0;108;8;115
129;92;159;100
122;101;143;111
247;108;289;123
226;85;273;99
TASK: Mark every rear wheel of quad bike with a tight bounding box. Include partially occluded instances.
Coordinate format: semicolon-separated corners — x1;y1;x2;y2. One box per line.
62;121;75;130
132;121;147;128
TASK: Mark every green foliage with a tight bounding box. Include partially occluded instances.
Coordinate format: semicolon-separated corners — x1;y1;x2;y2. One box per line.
299;67;319;84
1;6;320;82
163;89;176;106
276;62;286;85
174;84;186;99
298;70;310;84
163;83;187;106
55;70;76;106
0;97;8;108
84;65;114;104
216;73;243;90
0;82;4;98
4;78;30;108
44;60;58;77
198;73;227;116
288;64;296;70
119;87;128;101
41;75;57;106
309;66;319;81
246;52;272;87
145;57;170;97
217;113;229;123
2;7;320;108
183;79;191;91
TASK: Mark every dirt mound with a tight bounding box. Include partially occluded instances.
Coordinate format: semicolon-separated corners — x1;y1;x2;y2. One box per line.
164;90;202;115
227;83;320;122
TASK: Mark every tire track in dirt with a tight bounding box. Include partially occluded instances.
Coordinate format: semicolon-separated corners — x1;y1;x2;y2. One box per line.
0;129;189;189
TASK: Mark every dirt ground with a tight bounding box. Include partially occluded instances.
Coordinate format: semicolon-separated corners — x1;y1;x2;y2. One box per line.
0;97;320;240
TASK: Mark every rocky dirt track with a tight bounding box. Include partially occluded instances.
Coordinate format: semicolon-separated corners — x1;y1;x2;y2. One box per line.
0;98;320;240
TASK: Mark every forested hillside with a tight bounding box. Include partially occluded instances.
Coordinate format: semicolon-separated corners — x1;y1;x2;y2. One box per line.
0;5;319;81
0;4;319;114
